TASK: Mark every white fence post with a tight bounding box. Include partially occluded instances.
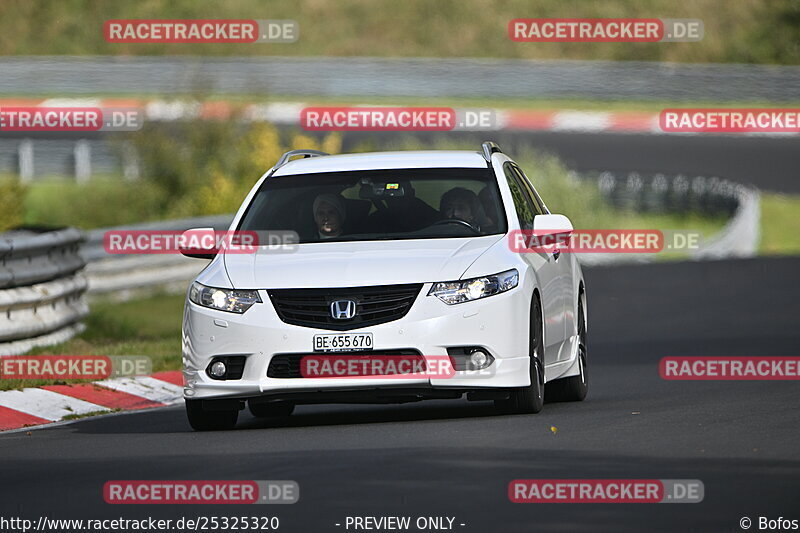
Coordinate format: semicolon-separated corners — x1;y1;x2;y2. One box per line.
74;140;91;183
18;139;33;183
122;141;140;180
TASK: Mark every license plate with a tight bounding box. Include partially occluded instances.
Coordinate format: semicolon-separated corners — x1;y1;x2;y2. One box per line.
313;333;373;352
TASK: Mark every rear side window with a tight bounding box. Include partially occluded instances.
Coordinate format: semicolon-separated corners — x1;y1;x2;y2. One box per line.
503;164;536;229
512;164;549;215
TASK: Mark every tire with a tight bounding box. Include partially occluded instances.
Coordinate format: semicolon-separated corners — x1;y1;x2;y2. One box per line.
185;399;239;431
495;295;545;414
547;291;588;402
249;401;295;418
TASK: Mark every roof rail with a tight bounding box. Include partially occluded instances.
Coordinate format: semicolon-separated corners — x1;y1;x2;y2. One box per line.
481;141;502;162
273;149;329;171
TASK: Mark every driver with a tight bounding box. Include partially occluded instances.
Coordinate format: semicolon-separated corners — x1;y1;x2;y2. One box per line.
313;193;347;239
440;187;482;229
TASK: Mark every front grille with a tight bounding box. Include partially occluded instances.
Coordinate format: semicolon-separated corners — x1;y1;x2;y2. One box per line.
267;349;422;378
267;284;423;331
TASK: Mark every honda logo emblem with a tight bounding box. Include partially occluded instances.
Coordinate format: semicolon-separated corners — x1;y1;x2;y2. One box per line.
330;299;357;320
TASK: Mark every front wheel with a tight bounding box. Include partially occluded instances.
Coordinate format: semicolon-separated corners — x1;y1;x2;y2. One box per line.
186;399;239;431
547;291;588;402
495;295;545;414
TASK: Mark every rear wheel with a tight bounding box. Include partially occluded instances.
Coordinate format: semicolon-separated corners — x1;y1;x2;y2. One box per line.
495;295;545;414
185;399;239;431
547;291;588;402
249;400;295;418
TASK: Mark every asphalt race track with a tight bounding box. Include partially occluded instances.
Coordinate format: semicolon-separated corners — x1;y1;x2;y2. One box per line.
1;255;798;532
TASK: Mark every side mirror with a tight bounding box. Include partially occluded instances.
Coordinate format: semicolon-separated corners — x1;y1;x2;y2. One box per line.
530;214;573;248
179;228;218;259
532;214;573;236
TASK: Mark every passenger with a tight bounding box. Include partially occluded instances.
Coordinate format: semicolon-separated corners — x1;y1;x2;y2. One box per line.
440;187;483;229
313;193;347;239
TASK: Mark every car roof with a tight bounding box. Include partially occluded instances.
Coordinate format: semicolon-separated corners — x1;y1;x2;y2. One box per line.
271;150;489;176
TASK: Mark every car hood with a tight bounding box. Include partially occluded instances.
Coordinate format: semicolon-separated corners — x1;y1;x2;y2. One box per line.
223;235;504;289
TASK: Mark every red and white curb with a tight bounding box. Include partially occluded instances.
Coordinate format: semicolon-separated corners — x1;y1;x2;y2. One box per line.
2;98;797;137
502;109;662;133
0;371;183;432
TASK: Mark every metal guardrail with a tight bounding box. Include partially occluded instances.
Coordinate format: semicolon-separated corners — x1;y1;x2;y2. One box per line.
1;56;798;101
83;215;232;295
82;215;232;262
1;228;85;288
0;228;88;355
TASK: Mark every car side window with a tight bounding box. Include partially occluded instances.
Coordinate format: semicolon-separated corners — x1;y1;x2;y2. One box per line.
511;164;548;215
503;163;536;230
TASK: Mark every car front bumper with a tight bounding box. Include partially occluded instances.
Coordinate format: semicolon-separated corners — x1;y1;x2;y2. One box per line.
182;283;531;401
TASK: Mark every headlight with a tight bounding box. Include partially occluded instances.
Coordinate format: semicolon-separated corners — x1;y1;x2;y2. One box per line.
428;269;518;305
189;282;261;314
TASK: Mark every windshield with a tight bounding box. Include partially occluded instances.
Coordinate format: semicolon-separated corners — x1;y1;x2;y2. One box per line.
238;167;507;243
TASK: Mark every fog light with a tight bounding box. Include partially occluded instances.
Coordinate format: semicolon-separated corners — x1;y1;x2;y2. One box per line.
470;350;489;369
209;361;227;378
446;347;495;371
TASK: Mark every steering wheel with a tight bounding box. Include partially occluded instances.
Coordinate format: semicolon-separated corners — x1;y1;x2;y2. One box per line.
429;218;481;234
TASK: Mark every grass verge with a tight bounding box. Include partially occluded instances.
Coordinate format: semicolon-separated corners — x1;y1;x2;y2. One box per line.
6;93;800;113
1;0;797;65
62;409;122;421
22;177;167;229
759;193;800;255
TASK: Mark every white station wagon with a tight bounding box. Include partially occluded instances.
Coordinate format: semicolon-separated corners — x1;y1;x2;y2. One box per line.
181;142;587;430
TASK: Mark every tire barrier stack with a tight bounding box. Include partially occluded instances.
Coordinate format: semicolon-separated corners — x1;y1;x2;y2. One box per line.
0;228;88;355
578;171;760;265
596;171;743;217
